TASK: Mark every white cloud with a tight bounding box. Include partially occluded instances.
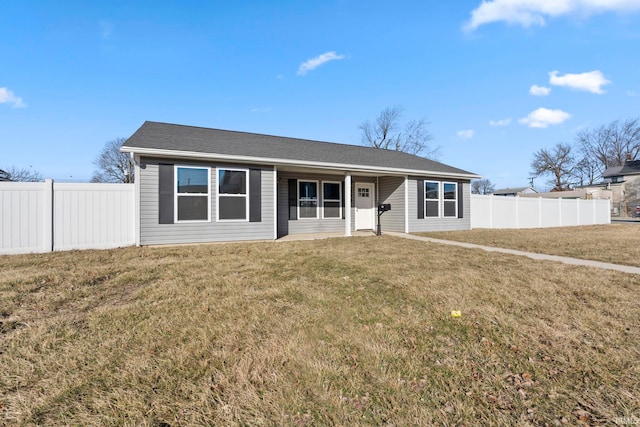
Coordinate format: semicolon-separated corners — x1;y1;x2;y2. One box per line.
250;107;272;113
519;107;570;128
530;85;551;96
628;90;638;97
465;0;640;31
489;117;512;127
0;87;26;108
297;51;346;75
99;20;114;40
457;129;475;139
549;70;611;94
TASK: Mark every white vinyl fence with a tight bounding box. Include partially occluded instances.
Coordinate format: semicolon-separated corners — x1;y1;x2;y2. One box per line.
1;180;135;255
471;195;611;229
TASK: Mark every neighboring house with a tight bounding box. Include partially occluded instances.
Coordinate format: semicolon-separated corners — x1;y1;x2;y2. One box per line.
0;169;12;182
493;187;537;197
121;121;479;245
520;188;612;200
601;160;640;217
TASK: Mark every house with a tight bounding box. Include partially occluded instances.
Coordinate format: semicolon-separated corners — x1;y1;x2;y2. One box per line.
493;187;537;197
601;159;640;216
121;121;480;245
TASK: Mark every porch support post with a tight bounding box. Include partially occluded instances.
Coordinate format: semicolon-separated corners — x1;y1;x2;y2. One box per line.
345;172;352;236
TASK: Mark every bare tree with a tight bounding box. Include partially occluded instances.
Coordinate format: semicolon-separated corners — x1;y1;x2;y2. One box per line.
359;106;438;158
530;143;576;191
91;138;134;183
471;178;495;194
577;118;640;175
0;166;43;182
571;156;599;187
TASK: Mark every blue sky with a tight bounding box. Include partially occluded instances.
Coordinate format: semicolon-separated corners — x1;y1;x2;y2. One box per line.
2;1;639;188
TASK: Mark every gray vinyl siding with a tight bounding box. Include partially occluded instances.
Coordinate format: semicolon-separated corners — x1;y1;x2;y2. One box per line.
408;178;471;232
277;172;346;236
139;157;274;245
378;176;406;232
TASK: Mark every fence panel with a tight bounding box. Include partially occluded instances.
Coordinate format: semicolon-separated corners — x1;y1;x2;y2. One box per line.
0;181;50;254
0;181;134;255
53;183;135;251
471;195;610;229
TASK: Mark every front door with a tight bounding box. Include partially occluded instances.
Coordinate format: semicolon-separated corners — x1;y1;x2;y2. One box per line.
355;182;375;230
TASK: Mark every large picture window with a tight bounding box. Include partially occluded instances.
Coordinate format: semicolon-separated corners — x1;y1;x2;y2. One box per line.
322;181;342;218
175;166;210;222
443;182;458;217
298;180;318;219
217;168;248;221
425;181;439;217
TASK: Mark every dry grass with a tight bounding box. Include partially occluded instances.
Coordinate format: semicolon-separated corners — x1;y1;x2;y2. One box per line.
1;236;639;426
418;224;640;267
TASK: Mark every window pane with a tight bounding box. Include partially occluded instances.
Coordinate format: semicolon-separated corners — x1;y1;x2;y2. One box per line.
426;182;439;200
324;201;341;218
426;200;439;217
219;170;246;195
299;181;317;199
444;183;457;200
177;196;208;220
219;196;247;220
444;200;456;217
299;200;317;218
323;182;340;200
177;168;208;194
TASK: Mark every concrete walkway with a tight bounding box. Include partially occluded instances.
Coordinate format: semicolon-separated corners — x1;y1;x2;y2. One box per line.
386;232;640;275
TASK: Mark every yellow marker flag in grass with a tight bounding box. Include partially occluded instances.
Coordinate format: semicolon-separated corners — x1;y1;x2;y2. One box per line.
451;310;462;318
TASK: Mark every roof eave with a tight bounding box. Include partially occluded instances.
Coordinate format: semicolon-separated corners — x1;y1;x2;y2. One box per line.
122;146;481;180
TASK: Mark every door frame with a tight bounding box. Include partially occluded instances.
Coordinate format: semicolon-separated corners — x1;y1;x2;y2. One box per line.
355;182;375;230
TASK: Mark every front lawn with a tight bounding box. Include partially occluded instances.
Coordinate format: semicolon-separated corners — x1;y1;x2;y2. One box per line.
1;236;638;425
418;224;640;267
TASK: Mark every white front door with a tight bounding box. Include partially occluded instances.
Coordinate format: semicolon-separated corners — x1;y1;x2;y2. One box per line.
355;182;375;230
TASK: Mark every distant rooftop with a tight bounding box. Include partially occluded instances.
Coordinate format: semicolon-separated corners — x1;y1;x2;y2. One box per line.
493;187;537;195
603;160;640;177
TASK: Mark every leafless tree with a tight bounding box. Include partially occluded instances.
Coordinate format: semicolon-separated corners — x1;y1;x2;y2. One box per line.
91;138;134;183
571;156;599;187
471;178;495;194
530;143;576;191
0;166;43;182
359;106;439;158
577;118;640;175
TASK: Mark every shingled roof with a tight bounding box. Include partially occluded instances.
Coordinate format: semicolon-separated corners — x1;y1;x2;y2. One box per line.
603;160;640;178
123;121;478;178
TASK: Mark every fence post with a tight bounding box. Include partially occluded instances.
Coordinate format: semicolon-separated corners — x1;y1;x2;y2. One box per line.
43;179;54;252
558;197;562;226
538;197;542;227
489;195;493;228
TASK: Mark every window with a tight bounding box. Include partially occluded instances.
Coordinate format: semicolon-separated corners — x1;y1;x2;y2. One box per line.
217;168;248;221
298;180;318;219
357;187;370;198
175;166;210;222
424;181;458;218
443;182;457;217
425;181;439;217
323;181;342;218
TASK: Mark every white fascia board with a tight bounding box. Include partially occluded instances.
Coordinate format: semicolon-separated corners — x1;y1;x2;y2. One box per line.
122;146;481;180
